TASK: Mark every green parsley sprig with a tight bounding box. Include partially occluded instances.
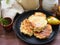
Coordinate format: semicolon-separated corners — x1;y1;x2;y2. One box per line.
0;17;10;25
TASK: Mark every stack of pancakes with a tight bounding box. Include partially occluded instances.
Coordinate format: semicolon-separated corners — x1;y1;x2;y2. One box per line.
20;12;52;39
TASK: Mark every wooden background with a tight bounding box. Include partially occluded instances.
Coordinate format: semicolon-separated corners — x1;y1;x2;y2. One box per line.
0;0;60;45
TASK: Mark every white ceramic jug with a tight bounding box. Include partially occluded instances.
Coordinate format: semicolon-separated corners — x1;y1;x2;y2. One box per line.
42;0;58;11
17;0;39;10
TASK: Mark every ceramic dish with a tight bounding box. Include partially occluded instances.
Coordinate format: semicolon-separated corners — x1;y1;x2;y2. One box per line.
13;10;59;45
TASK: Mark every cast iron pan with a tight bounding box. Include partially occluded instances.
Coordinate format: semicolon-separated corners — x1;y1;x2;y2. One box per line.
13;10;59;45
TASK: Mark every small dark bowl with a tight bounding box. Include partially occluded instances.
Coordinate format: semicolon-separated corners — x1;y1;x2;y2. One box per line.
1;17;13;31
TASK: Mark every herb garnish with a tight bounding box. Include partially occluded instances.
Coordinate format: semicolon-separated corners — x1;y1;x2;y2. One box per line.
0;17;10;25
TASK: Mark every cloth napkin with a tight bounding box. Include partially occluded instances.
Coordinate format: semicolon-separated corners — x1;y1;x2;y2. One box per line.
1;0;24;21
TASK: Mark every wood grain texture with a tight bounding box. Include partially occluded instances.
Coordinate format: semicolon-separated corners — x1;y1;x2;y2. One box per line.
0;0;60;45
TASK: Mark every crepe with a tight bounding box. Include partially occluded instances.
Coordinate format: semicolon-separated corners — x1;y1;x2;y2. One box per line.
34;24;52;39
20;19;34;36
28;12;47;32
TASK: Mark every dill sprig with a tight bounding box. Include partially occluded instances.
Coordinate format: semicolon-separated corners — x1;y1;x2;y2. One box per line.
0;17;10;25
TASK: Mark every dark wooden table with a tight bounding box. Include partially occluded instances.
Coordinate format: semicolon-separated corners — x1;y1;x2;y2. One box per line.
0;25;60;45
0;0;60;45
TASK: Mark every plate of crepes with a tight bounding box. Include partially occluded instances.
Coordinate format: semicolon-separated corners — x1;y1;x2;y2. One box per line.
13;10;60;45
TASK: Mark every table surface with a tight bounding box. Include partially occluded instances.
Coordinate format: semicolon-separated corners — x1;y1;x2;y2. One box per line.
0;0;60;45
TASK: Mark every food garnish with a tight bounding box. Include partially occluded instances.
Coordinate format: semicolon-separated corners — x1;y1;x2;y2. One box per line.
0;17;10;26
47;16;60;25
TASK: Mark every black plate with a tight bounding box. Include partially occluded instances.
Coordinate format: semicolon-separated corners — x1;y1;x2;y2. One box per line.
13;10;59;45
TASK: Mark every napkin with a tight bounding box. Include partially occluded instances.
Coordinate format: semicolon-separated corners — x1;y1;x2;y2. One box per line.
1;0;24;21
